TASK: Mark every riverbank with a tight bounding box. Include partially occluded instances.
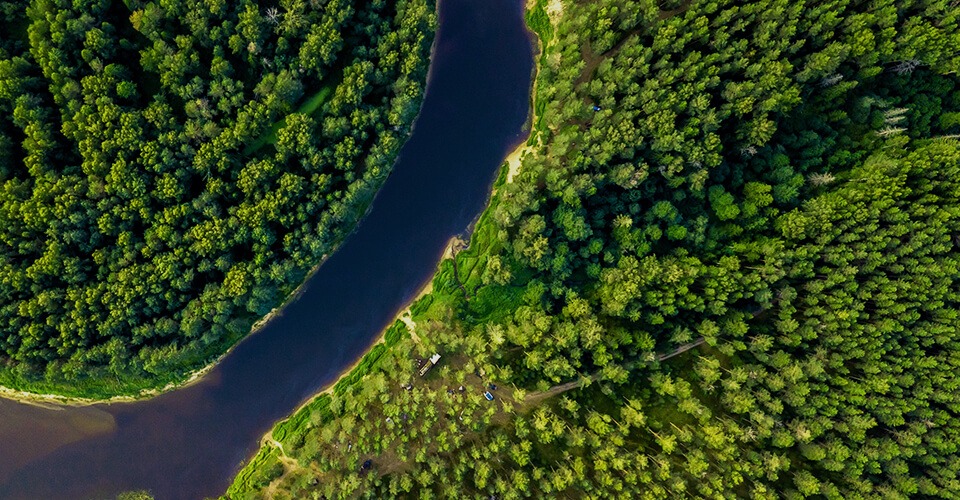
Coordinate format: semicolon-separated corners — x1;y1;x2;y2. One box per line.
506;0;557;183
0;253;336;407
228;235;463;496
226;7;547;493
0;1;536;496
0;6;442;405
266;234;454;421
227;187;509;496
225;133;550;495
0;104;430;406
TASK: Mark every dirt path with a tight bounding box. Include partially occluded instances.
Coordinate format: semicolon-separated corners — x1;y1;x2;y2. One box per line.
400;313;422;345
261;437;302;498
523;377;588;406
658;337;705;361
449;239;470;300
522;338;706;406
261;435;330;497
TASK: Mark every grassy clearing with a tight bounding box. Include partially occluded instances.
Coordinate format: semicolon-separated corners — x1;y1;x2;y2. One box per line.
524;0;554;47
229;447;285;498
272;396;334;446
332;320;410;397
242;75;340;156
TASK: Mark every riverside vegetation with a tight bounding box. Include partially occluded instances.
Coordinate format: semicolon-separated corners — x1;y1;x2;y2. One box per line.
228;0;960;498
0;0;435;397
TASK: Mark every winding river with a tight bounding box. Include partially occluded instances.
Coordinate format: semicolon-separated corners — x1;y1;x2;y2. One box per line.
0;1;533;498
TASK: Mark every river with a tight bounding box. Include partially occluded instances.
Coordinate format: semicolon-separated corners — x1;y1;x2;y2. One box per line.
0;1;533;497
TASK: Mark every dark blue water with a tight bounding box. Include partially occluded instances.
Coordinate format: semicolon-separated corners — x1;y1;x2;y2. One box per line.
0;1;533;498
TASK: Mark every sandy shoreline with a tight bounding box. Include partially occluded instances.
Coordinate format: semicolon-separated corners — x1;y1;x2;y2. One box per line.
505;0;547;184
504;141;531;184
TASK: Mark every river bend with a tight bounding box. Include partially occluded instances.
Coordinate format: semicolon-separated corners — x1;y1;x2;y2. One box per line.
0;1;533;497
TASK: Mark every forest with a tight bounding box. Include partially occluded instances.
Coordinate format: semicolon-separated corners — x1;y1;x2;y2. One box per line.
229;0;960;497
0;0;435;396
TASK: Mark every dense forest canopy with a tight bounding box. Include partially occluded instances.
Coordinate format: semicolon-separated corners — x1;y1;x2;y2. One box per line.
230;0;960;497
0;0;435;395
